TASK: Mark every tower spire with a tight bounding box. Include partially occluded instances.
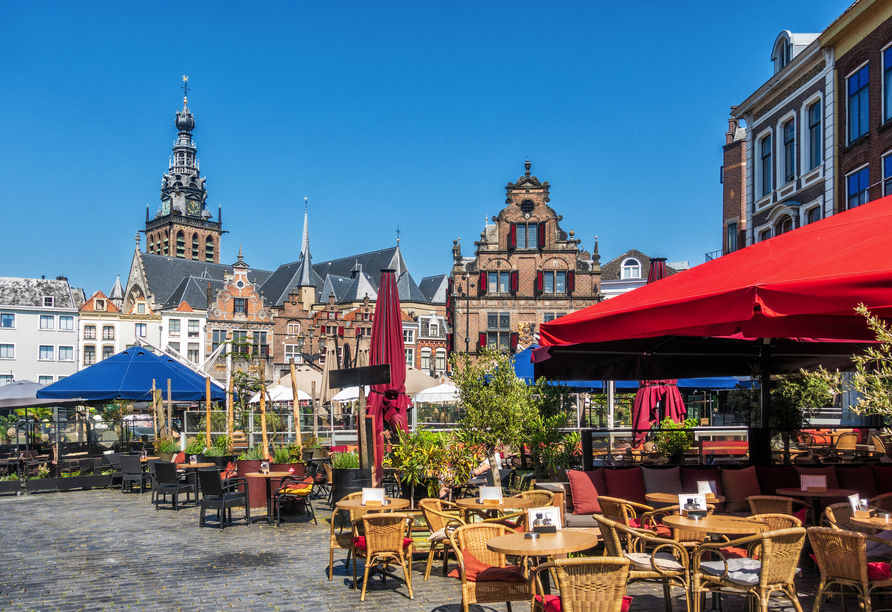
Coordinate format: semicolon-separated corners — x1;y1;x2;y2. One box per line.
297;197;314;287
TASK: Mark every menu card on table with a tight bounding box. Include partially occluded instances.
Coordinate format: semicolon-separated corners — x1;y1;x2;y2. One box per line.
800;475;827;492
527;506;562;531
697;481;717;495
678;494;707;513
479;486;503;504
361;487;386;506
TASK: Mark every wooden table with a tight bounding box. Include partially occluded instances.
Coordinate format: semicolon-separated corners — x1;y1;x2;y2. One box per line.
851;514;892;531
776;487;857;512
333;497;410;512
645;492;725;505
140;456;160;462
245;471;292;524
662;514;768;536
487;530;598;594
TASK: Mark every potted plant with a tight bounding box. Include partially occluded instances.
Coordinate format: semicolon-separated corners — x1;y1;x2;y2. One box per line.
156;437;179;462
184;436;207;462
654;417;699;464
388;429;444;507
203;435;234;469
329;451;371;505
237;446;269;510
0;472;22;495
301;435;321;462
271;444;305;477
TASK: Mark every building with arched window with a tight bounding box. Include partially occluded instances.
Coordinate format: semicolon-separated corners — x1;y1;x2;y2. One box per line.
598;249;683;300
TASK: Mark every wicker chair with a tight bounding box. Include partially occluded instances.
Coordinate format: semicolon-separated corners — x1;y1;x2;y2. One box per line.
329;492;364;580
747;495;814;525
641;504;716;549
691;527;806;612
831;431;859;460
824;502;877;534
598;496;654;529
809;526;892;612
418;498;466;580
530;557;631;612
448;522;534;612
594;515;691;612
871;493;892;514
352;512;414;601
485;489;556;530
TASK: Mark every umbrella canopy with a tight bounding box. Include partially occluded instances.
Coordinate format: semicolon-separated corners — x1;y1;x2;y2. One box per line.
0;380;86;409
37;347;227;402
404;366;439;395
368;269;410;479
248;384;311;404
330;386;370;402
319;336;341;405
414;382;459;403
277;364;323;399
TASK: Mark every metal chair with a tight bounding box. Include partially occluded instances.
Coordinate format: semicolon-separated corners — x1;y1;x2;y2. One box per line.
273;475;316;525
197;468;249;530
153;461;195;511
120;455;149;494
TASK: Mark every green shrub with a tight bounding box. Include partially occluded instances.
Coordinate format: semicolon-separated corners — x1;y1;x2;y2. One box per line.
184;436;206;455
331;452;360;469
273;447;291;463
156;438;179;454
238;446;266;461
213;434;231;452
203;447;228;457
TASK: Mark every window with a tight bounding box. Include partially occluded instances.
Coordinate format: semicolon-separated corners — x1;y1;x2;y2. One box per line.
188;320;199;338
39;315;54;330
205;237;214;262
83;345;95;365
420;347;431;370
849;65;870;142
0;314;13;328
848;167;870;209
102;345;114;360
621;259;641;280
287;322;300;335
429;322;439;337
284;344;303;363
95;299;105;311
328;311;336;319
43;296;54;307
253;331;268;357
176;231;185;258
885;154;892;196
169;341;180;354
212;330;225;352
886;46;892;122
0;375;12;386
137;303;145;314
774;38;792;73
192;235;199;260
360;326;371;337
84;325;96;339
38;376;53;385
760;134;773;197
544;313;557;323
187;343;199;362
403;329;415;345
135;323;147;338
487;271;510;293
232;330;248;355
102;326;114;340
58;346;73;361
486;312;511;351
435;348;446;372
807;207;822;224
783;119;795;183
808;100;822;169
404;347;414;366
777;216;793;235
516;223;539;250
0;344;13;359
39;346;54;360
760;229;772;242
543;271;567;293
726;222;738;253
169;319;180;336
234;298;246;314
59;316;74;330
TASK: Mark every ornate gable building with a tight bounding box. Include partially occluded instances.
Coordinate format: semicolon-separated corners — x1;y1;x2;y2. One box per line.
450;160;602;356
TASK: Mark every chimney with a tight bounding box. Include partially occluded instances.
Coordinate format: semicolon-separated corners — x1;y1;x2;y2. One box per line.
726;106;740;145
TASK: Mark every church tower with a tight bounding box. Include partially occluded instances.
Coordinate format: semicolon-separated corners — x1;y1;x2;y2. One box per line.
144;77;225;262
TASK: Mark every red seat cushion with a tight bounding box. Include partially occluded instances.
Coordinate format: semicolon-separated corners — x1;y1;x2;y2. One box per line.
603;467;647;506
628;518;642;528
651;524;672;538
448;550;526;582
720;546;749;559
868;562;891;581
173;452;186;465
534;594;632;612
221;461;238;480
352;536;412;552
794;508;808;524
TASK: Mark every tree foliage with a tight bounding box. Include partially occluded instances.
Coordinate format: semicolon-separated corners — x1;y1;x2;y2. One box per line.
849;304;892;426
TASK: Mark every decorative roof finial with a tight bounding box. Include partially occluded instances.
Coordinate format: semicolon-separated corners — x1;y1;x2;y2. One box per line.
135;233;141;248
524;159;531;177
396;224;401;246
182;75;189;106
238;243;243;262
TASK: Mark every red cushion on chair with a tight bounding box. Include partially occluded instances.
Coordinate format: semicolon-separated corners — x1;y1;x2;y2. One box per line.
534;595;632;612
628;518;642;528
352;536;412;552
719;546;749;559
221;461;238;480
651;524;672;538
603;467;647;506
794;508;808;524
173;452;185;465
447;550;526;582
868;562;892;581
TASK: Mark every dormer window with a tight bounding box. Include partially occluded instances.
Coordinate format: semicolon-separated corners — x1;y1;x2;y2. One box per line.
43;296;54;308
137;303;145;314
95;299;106;311
621;258;641;279
773;33;793;74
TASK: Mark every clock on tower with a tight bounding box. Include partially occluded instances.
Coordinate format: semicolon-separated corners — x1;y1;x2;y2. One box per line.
186;200;200;216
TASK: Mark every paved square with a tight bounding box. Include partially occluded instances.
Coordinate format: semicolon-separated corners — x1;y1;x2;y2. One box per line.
0;489;842;611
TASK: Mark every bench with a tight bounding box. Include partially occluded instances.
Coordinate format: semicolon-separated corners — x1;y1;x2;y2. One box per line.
700;440;749;458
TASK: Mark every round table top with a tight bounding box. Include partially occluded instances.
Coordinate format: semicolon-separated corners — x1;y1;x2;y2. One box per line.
139;456;159;462
244;471;292;478
645;492;725;505
776;487;857;498
334;497;411;511
455;497;535;511
662;514;769;535
851;515;892;531
176;462;217;469
487;530;599;557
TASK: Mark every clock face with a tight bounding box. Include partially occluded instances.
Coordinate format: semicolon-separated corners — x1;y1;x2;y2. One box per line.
161;199;171;216
186;199;200;216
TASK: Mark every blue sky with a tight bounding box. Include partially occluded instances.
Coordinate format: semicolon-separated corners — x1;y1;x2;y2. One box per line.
0;1;847;295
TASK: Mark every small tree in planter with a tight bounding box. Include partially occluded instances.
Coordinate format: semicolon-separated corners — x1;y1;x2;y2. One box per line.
156;437;180;462
387;429;445;507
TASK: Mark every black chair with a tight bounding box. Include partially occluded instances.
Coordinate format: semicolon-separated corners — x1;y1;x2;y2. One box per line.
273;475;317;525
154;461;195;511
105;453;124;489
120;455;149;494
197;468;249;530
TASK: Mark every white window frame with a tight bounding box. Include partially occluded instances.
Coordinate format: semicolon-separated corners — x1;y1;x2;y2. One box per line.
0;313;14;329
403;329;415;345
187;343;199;363
135;323;147;338
0;374;13;386
883;40;892;124
846;163;871;209
102;325;115;340
38;376;54;386
58;345;74;361
620;258;641;280
804;204;823;225
420;347;432;370
102;344;115;360
755;128;774;201
883;150;892;196
59;315;74;331
284;344;303;364
83;344;96;366
38;345;54;361
435;348;447;372
43;296;54;307
84;325;96;339
187;319;200;338
169;319;181;337
429;322;439;337
777;109;797;186
0;343;14;359
287;322;300;335
39;315;54;330
404;347;414;366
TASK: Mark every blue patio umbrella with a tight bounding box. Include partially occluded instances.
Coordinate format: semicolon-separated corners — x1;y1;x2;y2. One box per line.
37;347;227;402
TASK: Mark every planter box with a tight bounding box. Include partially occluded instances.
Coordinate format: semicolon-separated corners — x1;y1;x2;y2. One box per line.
237;459;266;509
331;467;373;507
26;478;59;493
58;474;111;491
0;480;23;495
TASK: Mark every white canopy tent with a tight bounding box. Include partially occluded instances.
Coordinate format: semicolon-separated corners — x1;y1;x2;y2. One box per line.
414;382;459;404
248;384;311;404
330;386;370;402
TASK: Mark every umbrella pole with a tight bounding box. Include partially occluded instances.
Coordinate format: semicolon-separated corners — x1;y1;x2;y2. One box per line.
358;388;369;470
205;377;212;448
167;379;172;446
311;381;318;440
227;377;234;442
290;359;302;449
259;382;270;461
152;379;158;441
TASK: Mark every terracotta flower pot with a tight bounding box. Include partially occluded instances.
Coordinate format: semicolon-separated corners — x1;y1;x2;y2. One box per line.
237;459;268;510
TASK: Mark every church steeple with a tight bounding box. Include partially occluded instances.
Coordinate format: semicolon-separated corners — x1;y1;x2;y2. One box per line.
144;77;225;262
296;197;316;311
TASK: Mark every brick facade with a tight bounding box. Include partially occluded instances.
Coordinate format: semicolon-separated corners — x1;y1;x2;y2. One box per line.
722;115;747;254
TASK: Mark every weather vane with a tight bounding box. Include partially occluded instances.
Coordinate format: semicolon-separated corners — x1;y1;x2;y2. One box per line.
182;75;189;104
396;224;401;245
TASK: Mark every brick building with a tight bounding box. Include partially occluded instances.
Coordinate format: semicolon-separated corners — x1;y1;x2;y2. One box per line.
450;160;601;356
721;115;747;254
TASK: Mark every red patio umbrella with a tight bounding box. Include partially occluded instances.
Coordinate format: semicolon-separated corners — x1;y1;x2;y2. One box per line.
632;257;686;444
367;269;410;481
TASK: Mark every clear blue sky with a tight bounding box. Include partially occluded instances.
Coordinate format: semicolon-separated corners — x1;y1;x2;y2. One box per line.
0;1;847;295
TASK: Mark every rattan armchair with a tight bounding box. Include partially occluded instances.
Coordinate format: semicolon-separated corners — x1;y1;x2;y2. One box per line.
530;557;631;612
418;498;465;580
809;526;892;612
594;515;691;612
747;495;814;525
448;522;534;612
641;504;716;549
329;492;364;580
870;493;892;514
483;489;556;530
824;502;877;534
691;527;806;612
598;496;654;528
352;512;414;601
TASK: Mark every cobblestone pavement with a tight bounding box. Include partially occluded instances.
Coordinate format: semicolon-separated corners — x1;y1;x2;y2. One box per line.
0;489;844;611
